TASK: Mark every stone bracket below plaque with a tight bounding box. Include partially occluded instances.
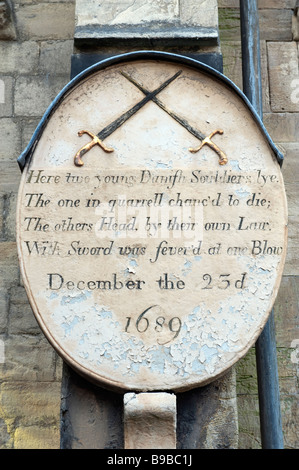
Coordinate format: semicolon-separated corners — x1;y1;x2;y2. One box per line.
124;392;177;449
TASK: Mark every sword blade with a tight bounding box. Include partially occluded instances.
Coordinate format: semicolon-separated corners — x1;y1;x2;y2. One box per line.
97;70;182;141
120;71;206;142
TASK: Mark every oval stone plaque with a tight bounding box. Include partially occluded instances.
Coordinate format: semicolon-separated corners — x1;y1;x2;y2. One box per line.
17;52;288;392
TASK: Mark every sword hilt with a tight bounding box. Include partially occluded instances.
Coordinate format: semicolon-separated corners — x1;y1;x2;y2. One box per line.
74;130;114;167
189;129;228;165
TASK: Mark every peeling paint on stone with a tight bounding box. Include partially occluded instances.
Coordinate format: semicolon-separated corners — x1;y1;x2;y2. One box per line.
16;57;287;392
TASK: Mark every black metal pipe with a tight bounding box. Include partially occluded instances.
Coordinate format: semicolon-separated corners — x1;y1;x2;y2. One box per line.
240;0;263;118
240;0;284;449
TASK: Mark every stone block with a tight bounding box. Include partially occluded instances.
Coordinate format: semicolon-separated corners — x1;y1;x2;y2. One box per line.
180;0;218;28
236;348;258;395
263;112;299;142
0;161;20;196
2;191;16;241
281;141;299;214
0;381;61;428
0;241;18;289
276;144;299;275
0;41;39;74
0;190;16;242
280;396;299;449
75;0;219;46
0;416;11;448
221;40;270;112
281;141;299;182
283;215;299;276
218;8;240;42
0;195;4;239
259;9;293;41
219;8;293;42
60;364;123;449
0;118;21;161
124;392;176;449
0;291;8;332
15;2;75;40
8;286;40;335
21;118;41;150
292;5;299;40
177;368;238;449
39;40;73;75
0;0;17;40
15;75;69;117
237;395;261;449
267;41;299;112
276;347;299;396
1;334;56;381
220;41;243;89
14;425;59;449
0;76;13;117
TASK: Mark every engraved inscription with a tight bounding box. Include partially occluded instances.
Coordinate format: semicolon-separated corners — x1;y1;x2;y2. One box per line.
17;60;287;392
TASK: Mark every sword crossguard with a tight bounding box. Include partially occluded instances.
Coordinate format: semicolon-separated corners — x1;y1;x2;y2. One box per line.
189;129;228;165
74;130;114;167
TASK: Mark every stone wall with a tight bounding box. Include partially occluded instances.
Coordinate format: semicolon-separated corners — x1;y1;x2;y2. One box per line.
0;0;298;449
219;0;299;449
0;0;75;449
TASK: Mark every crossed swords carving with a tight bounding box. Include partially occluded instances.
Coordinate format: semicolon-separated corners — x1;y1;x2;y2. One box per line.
74;70;228;167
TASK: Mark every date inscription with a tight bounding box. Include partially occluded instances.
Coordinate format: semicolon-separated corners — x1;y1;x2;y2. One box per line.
125;306;182;345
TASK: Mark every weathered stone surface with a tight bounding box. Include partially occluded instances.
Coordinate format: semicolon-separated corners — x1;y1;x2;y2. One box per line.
177;367;238;449
0;42;39;74
21;119;42;150
237;394;260;449
1;335;57;382
0;0;75;452
15;76;69;117
124;392;176;449
0;118;21;161
0;241;18;289
15;2;75;40
267;41;299;113
0;381;60;424
75;0;219;45
260;9;293;41
280;143;299;275
14;425;59;449
0;161;20;194
236;275;299;449
1;191;16;241
39;40;74;75
0;381;61;449
8;286;40;335
219;8;293;42
292;5;299;40
0;76;13;118
0;0;17;40
263;113;299;142
221;40;270;112
218;8;240;42
60;363;123;449
0;291;8;332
